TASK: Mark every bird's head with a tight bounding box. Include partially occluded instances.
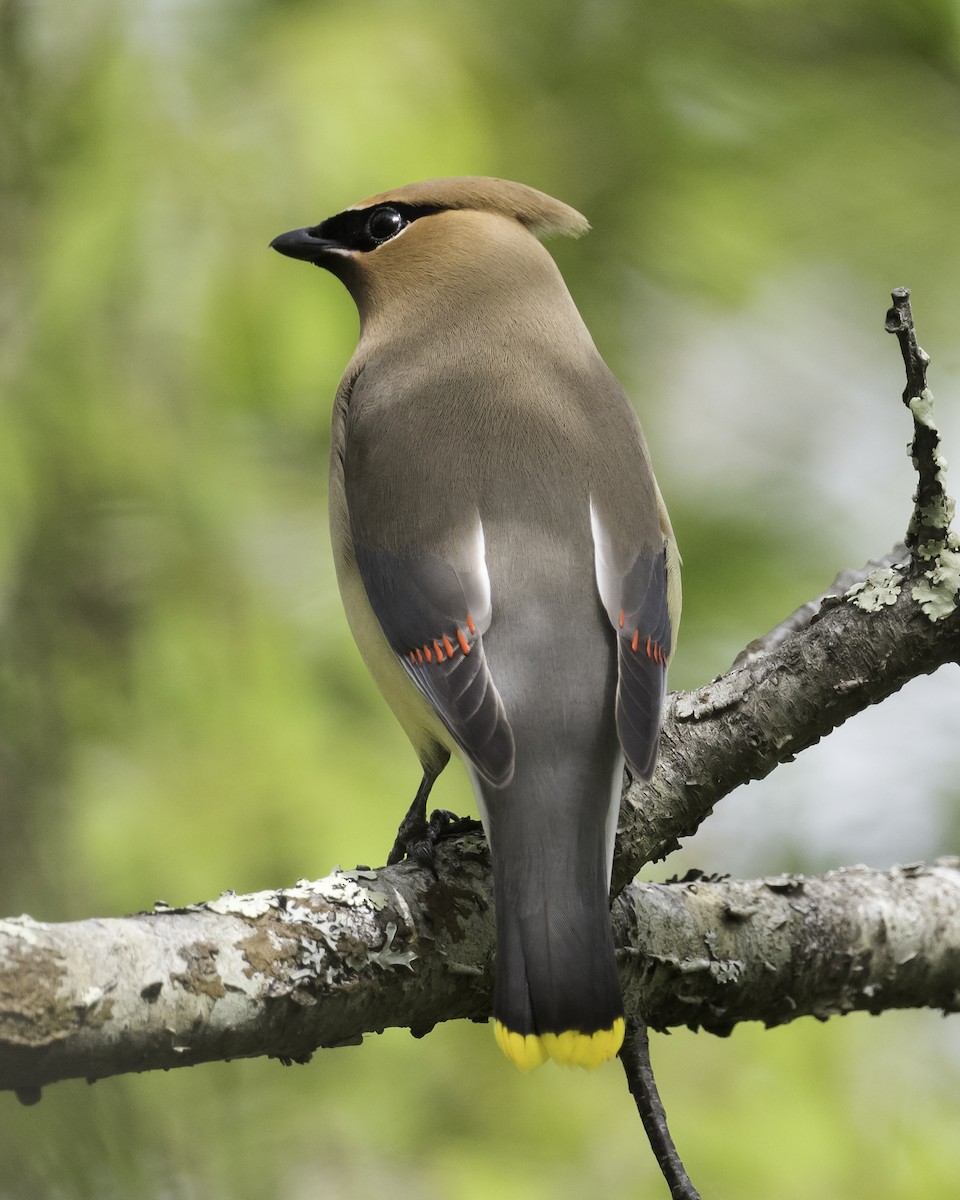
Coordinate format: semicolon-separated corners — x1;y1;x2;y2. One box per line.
270;176;589;331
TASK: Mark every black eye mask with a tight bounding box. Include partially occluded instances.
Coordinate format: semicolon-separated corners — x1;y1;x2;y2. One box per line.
307;202;444;253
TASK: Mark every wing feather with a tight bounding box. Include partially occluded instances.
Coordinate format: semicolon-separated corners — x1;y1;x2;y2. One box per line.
590;500;674;780
352;537;515;787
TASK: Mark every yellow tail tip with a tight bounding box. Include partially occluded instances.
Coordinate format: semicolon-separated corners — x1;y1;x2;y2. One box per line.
494;1018;625;1071
494;1022;549;1071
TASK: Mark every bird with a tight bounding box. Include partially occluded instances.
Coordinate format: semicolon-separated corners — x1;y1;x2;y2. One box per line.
270;177;680;1070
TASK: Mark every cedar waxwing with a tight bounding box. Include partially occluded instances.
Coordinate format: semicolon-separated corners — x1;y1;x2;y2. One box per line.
271;177;680;1070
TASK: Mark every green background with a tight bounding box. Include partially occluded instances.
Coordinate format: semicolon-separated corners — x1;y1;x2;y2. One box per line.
2;0;959;1195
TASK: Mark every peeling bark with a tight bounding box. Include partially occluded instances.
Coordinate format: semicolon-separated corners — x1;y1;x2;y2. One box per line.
3;859;960;1095
617;861;960;1034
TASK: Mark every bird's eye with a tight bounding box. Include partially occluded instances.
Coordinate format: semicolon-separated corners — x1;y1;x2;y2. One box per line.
366;206;405;244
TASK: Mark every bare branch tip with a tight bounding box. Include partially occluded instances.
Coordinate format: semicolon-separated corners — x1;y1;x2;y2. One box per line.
884;285;930;406
885;287;913;335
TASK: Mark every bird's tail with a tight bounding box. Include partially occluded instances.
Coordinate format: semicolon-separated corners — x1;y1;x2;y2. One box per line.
478;757;625;1071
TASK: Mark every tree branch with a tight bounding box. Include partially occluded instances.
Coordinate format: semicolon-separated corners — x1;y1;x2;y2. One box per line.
613;550;960;889
620;1019;701;1200
3;859;960;1097
885;286;930;411
730;546;909;670
617;861;960;1034
884;287;960;622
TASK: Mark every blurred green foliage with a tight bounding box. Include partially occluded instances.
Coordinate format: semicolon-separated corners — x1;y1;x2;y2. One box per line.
2;0;960;1195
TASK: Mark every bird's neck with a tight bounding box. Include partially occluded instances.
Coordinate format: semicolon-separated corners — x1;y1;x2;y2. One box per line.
352;240;592;360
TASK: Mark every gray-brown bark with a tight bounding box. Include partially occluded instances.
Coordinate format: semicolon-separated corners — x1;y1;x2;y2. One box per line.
3;859;960;1098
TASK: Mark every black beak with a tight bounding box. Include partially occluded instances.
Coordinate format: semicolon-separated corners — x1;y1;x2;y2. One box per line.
269;226;341;264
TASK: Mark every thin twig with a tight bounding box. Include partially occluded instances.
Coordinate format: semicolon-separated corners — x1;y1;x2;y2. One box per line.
619;1018;701;1200
884;288;959;621
885;286;929;406
885;287;949;553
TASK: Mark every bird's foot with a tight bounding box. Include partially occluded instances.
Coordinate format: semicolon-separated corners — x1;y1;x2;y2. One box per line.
387;808;482;872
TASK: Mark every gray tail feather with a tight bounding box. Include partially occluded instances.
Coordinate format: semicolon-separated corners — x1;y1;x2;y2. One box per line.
484;762;623;1039
492;875;623;1038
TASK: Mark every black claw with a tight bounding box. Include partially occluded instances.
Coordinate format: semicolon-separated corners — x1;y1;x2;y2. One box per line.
428;808;482;841
387;807;426;866
411;835;439;874
386;759;450;867
388;806;482;873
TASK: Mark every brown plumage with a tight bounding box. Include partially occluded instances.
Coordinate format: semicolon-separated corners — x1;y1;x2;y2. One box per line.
352;176;591;237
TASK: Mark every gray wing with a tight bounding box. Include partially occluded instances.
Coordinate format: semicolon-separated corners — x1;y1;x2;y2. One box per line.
352;536;515;786
591;501;674;780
